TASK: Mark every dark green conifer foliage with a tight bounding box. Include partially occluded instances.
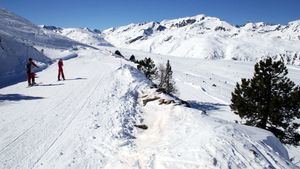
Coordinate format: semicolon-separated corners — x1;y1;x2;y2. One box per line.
231;57;300;145
158;60;177;95
137;57;157;80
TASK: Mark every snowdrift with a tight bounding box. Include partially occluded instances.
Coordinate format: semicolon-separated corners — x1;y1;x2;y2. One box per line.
0;34;51;88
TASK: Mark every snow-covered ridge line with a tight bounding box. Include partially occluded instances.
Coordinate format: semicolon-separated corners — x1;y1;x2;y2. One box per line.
0;8;86;49
40;26;112;47
102;14;300;65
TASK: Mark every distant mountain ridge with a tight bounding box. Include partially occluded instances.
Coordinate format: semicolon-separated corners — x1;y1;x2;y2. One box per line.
102;14;300;65
40;26;112;47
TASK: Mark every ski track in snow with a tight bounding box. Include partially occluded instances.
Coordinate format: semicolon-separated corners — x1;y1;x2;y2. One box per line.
30;74;106;168
0;52;126;168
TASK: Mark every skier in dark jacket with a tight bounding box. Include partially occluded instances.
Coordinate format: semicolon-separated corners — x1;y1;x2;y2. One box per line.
58;59;65;81
26;58;39;86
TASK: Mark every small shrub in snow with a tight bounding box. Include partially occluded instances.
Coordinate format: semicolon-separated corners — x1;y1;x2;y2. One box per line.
231;57;300;145
114;50;122;56
129;55;136;62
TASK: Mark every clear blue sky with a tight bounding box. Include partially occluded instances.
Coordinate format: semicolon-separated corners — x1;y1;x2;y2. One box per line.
0;0;299;30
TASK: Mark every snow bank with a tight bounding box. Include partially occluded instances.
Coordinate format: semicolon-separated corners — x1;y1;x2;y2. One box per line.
133;87;295;168
0;34;51;88
111;47;300;166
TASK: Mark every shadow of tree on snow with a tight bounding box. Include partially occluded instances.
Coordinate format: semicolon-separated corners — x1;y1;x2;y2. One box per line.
188;100;227;113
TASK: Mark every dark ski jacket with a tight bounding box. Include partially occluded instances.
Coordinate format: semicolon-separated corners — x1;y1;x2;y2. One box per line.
26;60;38;73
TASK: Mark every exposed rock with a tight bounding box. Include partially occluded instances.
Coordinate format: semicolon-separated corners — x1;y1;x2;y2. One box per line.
142;96;160;106
128;36;144;44
159;99;175;105
134;124;148;130
141;95;148;98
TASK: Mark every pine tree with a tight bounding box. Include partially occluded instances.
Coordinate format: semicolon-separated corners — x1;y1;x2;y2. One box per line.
158;60;177;95
137;57;157;80
158;64;166;88
231;57;300;145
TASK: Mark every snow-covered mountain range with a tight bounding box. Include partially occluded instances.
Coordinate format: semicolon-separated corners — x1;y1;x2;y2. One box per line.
103;14;300;65
39;13;300;65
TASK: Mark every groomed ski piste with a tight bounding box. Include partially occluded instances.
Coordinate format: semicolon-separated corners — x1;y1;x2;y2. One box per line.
1;47;299;169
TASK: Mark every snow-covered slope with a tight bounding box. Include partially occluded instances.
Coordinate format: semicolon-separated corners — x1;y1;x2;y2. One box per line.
0;34;51;85
41;26;112;47
0;48;298;168
103;14;300;65
0;9;90;87
0;9;84;49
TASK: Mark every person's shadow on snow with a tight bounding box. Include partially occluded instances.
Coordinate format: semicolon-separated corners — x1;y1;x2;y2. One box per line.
64;78;87;81
36;83;64;87
0;94;44;102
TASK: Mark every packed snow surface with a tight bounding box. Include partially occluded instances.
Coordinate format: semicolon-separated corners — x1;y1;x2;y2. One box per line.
0;48;299;169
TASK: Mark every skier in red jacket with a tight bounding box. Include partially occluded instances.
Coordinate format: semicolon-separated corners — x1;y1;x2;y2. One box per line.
58;59;65;81
26;58;39;86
